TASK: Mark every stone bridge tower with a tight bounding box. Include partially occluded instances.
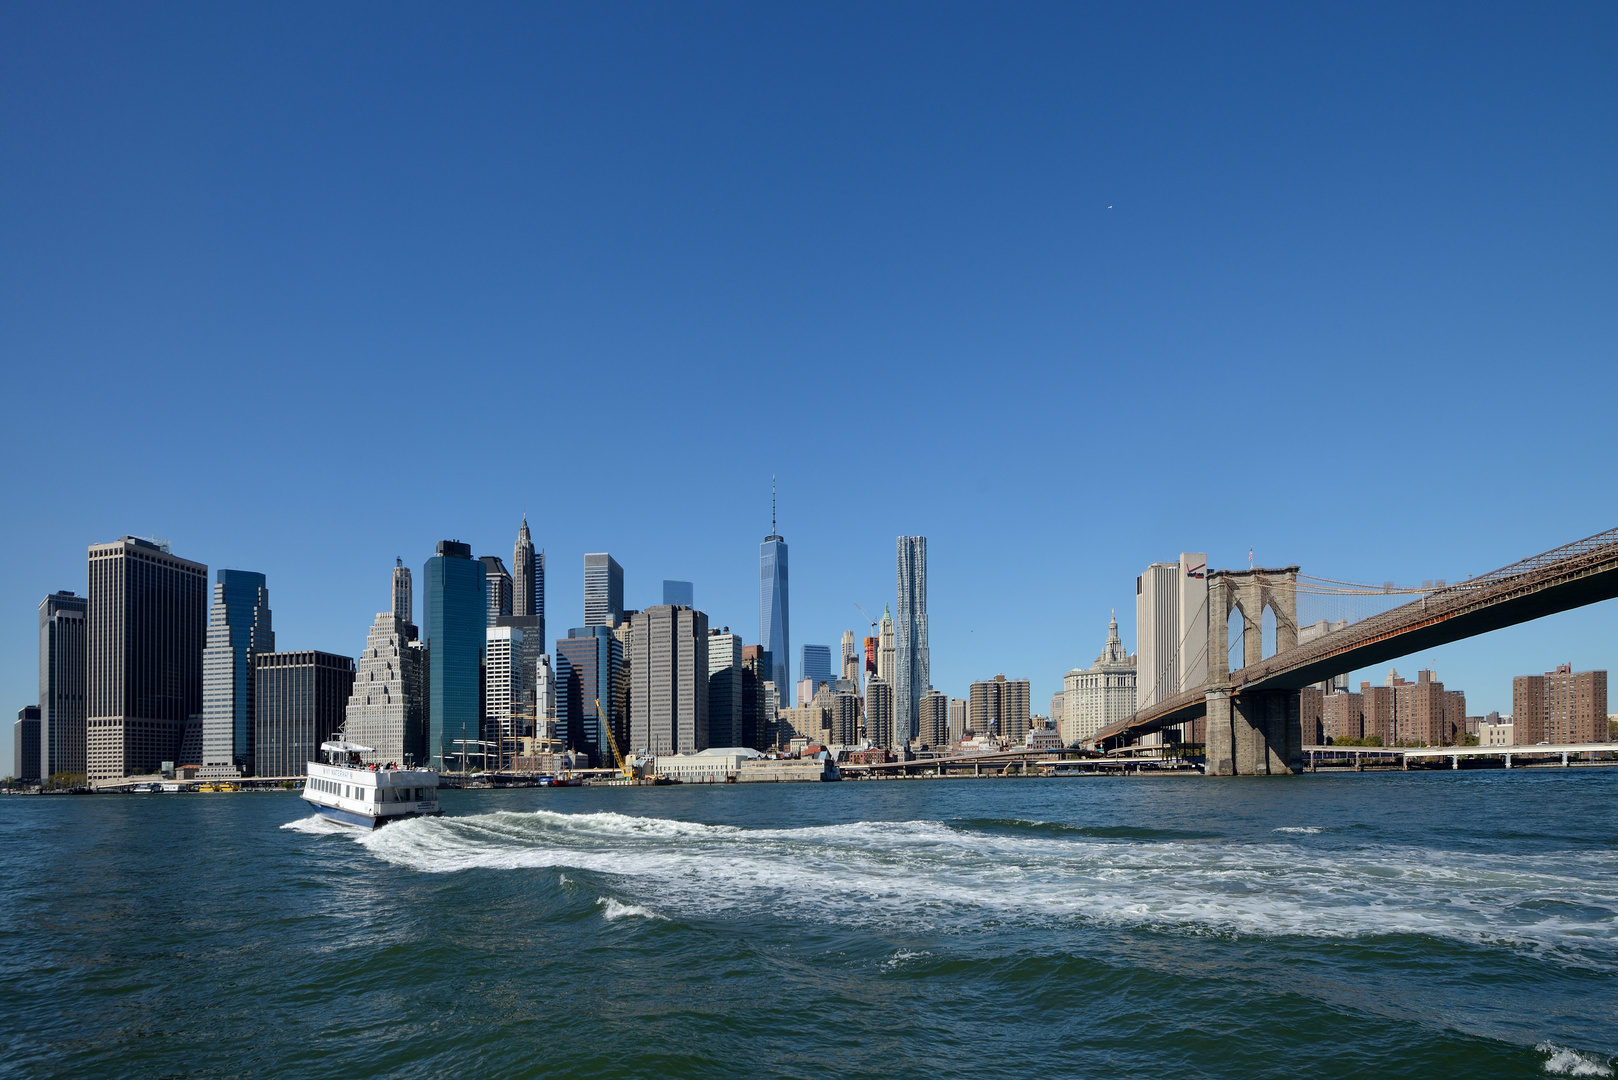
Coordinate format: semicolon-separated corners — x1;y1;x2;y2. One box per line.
1205;566;1303;776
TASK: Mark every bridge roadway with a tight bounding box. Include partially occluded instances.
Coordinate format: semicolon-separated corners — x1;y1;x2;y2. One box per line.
1097;524;1618;774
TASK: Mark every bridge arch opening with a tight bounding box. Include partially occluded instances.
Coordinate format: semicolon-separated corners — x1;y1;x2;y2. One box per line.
1227;606;1246;670
1262;605;1278;659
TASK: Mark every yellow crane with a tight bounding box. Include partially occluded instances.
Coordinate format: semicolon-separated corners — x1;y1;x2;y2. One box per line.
596;699;634;780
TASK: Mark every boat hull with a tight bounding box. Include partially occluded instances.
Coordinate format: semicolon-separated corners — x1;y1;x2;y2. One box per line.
313;802;441;830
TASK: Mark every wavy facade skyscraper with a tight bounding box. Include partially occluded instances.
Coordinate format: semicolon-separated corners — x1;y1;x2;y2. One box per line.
760;490;790;705
895;536;928;744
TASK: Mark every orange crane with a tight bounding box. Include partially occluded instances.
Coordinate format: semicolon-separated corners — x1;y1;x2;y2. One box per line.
596;698;634;780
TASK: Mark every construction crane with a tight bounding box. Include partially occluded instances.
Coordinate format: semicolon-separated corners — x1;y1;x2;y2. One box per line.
596;698;634;780
853;602;879;635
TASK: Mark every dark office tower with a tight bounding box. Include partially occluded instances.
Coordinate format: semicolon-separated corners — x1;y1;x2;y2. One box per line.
86;537;208;780
480;556;513;627
392;558;413;626
629;606;710;756
760;488;790;704
584;553;624;628
800;645;833;698
15;706;42;782
663;580;694;608
708;628;742;748
895;536;929;743
425;541;486;770
555;626;622;766
255;651;356;777
202;570;274;777
38;591;87;780
512;516;545;646
740;645;770;751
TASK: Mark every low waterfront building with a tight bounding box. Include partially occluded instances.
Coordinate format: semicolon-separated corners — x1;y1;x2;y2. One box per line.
1480;719;1515;746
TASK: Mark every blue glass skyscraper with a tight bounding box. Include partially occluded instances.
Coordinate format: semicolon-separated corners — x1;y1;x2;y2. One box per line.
662;580;694;608
424;541;486;770
760;491;790;705
800;644;832;697
202;569;273;775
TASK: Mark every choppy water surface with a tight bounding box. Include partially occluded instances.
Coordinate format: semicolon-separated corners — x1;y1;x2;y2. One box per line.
3;771;1616;1078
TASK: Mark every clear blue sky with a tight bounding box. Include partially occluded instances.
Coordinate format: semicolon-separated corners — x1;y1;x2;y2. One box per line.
5;3;1617;774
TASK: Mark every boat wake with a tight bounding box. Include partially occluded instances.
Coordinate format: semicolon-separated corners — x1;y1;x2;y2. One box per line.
300;808;1618;964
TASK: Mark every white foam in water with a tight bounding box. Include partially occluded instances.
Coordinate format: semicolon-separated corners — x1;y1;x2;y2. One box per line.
281;814;349;835
597;897;666;921
882;950;931;970
1273;826;1322;834
1540;1043;1614;1076
323;809;1618;963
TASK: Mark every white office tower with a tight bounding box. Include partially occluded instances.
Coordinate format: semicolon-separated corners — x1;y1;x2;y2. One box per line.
1062;614;1137;746
1135;553;1209;709
345;611;426;767
486;626;529;754
535;654;557;737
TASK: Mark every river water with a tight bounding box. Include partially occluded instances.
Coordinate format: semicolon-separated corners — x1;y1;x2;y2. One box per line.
2;770;1615;1078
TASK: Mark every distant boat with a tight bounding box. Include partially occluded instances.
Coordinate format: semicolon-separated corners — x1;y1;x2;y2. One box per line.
302;738;440;829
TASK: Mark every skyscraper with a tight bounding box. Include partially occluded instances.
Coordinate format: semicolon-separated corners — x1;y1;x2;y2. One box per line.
840;630;861;695
969;674;1032;744
480;556;513;626
663;580;695;608
1135;553;1209;710
555;625;622;764
708;627;743;748
630;605;710;756
485;625;532;761
38;591;86;780
345;605;427;768
512;516;545;645
760;488;790;704
865;677;894;748
920;688;950;748
15;707;42;782
202;569;274;776
741;644;771;751
878;606;895;684
255;651;355;777
87;537;208;780
895;536;928;743
584;553;624;628
1062;614;1137;746
800;644;833;701
425;541;486;770
392;558;413;626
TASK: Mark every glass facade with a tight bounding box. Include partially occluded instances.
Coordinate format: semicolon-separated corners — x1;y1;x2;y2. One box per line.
895;536;928;743
425;541;486;770
254;651;356;778
800;644;832;697
662;580;694;608
555;626;621;765
584;553;624;627
760;534;789;704
202;569;274;774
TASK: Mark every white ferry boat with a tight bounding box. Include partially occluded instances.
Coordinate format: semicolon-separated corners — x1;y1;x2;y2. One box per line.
302;738;440;829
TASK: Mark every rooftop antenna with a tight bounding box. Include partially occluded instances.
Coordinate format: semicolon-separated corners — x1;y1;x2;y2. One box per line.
396;555;402;568
772;474;777;535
